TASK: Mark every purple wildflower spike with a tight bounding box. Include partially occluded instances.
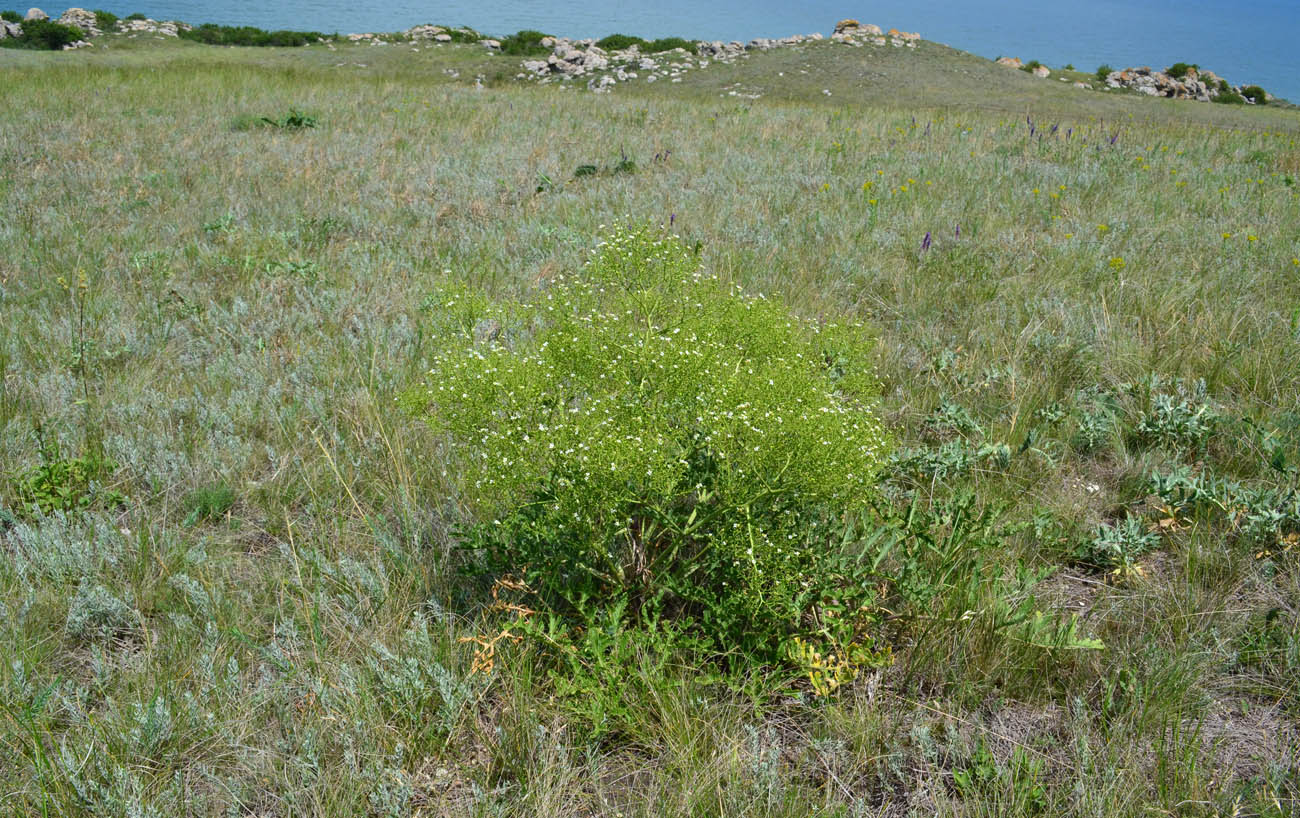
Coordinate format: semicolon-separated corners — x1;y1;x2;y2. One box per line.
921;231;932;252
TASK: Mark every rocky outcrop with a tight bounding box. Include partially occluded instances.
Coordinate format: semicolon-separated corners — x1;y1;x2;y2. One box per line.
1105;65;1229;101
696;40;746;58
526;37;685;80
833;20;914;48
517;19;929;92
0;20;21;38
57;7;99;35
348;25;496;48
520;28;829;87
404;24;446;40
24;7;46;21
115;17;191;36
746;34;822;51
994;55;1260;103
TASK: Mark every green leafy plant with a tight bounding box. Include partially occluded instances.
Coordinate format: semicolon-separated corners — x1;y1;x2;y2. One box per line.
11;429;123;517
1080;516;1159;579
1166;62;1198;79
1135;393;1216;450
612;153;636;174
1095;64;1114;81
888;440;1010;482
924;399;984;440
264;258;321;282
258;109;317;129
0;10;21;23
1072;407;1115;454
404;223;892;669
954;742;1049;814
92;9;118;29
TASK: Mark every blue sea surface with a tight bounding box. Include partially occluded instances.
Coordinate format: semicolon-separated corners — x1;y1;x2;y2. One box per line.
78;1;1300;101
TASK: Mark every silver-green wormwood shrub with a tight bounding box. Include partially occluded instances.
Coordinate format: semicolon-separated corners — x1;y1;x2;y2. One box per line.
404;224;892;666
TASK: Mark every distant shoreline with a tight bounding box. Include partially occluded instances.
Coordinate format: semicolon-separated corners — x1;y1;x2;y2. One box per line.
7;6;1287;103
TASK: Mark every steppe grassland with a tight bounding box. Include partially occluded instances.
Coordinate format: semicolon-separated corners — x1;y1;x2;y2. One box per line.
1;39;1299;816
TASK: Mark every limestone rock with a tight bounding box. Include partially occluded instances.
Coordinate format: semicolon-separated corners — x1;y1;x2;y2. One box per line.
832;21;886;44
996;56;1023;69
58;8;100;36
24;8;47;21
404;24;445;40
1103;63;1243;101
1032;65;1050;79
116;17;188;36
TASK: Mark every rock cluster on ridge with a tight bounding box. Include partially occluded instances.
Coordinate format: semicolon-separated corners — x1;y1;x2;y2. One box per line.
831;19;919;48
994;54;1266;102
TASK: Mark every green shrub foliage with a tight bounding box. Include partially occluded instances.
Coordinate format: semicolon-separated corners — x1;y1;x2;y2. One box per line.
0;18;83;49
179;24;327;47
646;37;693;53
1240;85;1268;104
596;33;645;51
497;29;552;56
587;34;690;53
405;224;891;665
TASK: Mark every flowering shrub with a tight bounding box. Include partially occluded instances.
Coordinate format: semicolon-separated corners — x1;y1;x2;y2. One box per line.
405;224;891;666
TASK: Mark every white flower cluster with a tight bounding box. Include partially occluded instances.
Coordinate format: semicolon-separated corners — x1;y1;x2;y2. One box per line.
409;224;889;539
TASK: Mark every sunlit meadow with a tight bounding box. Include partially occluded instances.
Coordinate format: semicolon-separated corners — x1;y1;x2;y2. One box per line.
1;33;1299;816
